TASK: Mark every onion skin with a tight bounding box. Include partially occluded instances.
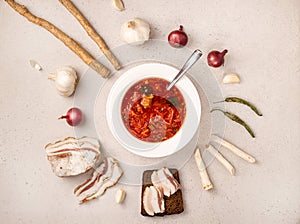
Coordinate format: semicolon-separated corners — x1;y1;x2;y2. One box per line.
168;25;188;48
207;49;228;67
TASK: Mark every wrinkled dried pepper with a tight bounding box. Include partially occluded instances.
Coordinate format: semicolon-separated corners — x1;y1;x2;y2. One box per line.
215;97;262;116
211;109;255;138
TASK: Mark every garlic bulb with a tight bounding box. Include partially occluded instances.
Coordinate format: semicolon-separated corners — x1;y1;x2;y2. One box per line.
48;66;78;97
120;18;150;45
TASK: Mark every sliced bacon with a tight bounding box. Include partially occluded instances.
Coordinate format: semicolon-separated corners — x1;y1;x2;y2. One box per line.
151;167;181;197
143;186;165;216
45;136;100;177
155;186;165;212
73;177;92;194
74;157;123;204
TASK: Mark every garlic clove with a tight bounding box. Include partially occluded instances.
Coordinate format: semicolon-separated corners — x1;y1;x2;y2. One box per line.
115;189;126;204
222;73;240;84
30;60;42;71
120;18;150;45
112;0;125;11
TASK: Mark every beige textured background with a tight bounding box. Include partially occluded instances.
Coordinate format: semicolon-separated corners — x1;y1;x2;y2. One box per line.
0;0;299;223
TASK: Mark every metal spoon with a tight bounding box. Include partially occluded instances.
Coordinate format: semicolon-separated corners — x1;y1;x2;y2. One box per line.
167;49;202;91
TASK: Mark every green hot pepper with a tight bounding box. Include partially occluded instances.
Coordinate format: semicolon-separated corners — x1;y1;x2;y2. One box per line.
211;109;255;138
215;97;262;116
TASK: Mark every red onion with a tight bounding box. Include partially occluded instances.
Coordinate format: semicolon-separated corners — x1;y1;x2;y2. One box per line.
207;49;228;67
168;25;188;48
59;107;83;126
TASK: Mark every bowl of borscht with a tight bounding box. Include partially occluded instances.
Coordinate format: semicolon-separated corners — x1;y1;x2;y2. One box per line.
106;63;201;158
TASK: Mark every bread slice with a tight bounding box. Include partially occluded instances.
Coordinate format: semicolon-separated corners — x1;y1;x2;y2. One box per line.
141;169;184;216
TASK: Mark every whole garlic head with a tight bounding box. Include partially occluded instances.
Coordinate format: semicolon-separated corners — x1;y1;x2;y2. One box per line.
120;18;150;45
48;66;78;97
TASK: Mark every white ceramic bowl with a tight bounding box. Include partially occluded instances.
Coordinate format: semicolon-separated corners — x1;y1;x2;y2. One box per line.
106;63;201;158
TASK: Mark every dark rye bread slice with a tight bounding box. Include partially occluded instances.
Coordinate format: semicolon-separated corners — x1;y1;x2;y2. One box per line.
141;169;184;216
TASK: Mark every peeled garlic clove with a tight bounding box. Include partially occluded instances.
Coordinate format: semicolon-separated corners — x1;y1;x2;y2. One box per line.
48;66;78;97
223;73;240;84
115;189;126;204
30;60;42;71
112;0;125;11
120;18;150;45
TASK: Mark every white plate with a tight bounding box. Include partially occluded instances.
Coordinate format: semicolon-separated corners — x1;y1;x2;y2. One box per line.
106;63;201;158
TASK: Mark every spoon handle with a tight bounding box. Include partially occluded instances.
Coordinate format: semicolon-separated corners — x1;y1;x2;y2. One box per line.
167;49;202;91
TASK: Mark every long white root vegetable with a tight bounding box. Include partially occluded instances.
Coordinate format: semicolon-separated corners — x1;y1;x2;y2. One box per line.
206;144;235;175
211;135;256;163
194;148;213;191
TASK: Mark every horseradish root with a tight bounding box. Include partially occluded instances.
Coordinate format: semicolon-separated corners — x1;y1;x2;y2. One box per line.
206;144;235;175
5;0;110;78
211;135;256;163
194;148;213;190
59;0;121;70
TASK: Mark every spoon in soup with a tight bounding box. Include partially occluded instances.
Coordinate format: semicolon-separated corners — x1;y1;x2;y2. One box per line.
167;49;202;91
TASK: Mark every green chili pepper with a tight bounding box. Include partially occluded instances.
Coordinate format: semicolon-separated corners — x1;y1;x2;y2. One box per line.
215;97;262;116
211;109;255;138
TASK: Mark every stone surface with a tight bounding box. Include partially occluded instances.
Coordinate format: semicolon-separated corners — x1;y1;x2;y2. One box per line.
0;0;299;223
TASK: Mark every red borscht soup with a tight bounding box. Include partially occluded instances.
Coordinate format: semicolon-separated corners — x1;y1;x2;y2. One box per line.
121;78;186;142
